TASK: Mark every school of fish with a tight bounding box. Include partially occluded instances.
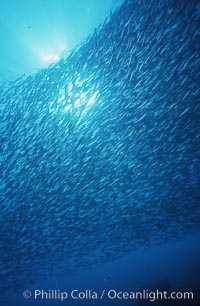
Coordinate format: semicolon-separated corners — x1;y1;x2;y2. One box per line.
0;0;200;298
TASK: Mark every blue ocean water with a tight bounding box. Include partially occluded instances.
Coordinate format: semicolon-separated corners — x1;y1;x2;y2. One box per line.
0;0;200;305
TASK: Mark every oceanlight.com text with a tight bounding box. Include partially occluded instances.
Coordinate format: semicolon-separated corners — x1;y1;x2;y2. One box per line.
23;288;194;302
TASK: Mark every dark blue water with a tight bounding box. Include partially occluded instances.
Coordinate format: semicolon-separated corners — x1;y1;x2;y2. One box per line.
0;0;200;305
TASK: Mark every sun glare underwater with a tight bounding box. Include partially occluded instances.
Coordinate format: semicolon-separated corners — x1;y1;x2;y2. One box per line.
0;0;119;80
0;0;200;305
